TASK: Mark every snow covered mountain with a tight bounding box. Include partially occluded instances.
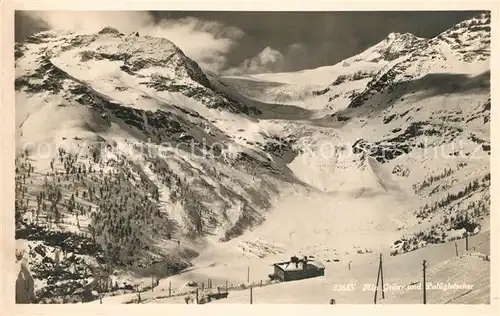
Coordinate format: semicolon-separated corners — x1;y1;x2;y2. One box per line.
14;12;491;304
14;26;299;301
348;12;490;109
219;31;427;111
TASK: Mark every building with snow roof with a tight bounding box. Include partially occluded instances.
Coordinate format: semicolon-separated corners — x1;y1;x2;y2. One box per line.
273;256;325;282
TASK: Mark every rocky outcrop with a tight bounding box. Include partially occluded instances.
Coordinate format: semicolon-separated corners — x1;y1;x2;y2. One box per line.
97;26;122;35
16;259;36;303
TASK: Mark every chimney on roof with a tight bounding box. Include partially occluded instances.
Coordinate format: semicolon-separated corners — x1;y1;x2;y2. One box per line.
303;256;308;271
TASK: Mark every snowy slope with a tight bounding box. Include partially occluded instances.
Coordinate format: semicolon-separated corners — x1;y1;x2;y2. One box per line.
191;12;489;305
89;232;489;304
203;233;490;304
14;26;301;302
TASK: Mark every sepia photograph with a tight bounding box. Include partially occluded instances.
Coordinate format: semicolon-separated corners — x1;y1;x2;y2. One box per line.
7;6;494;307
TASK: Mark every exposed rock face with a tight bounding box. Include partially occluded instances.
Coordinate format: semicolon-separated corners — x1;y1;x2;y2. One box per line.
16;260;36;303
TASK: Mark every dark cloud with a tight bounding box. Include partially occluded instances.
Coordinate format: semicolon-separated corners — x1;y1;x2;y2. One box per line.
16;11;484;74
150;11;483;71
15;11;49;42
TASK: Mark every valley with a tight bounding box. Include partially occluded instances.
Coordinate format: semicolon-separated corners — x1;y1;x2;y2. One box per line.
14;12;491;304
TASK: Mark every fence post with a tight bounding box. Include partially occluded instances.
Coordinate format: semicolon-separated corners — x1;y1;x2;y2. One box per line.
465;232;469;251
250;285;253;304
422;260;427;304
98;278;103;304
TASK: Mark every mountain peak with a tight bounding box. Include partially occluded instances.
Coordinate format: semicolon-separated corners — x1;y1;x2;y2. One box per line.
382;31;425;47
361;31;427;62
97;26;122;35
386;32;417;40
17;28;215;88
431;11;491;63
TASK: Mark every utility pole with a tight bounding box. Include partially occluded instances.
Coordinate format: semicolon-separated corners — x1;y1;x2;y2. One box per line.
247;266;250;283
373;253;385;303
169;281;171;297
455;242;459;256
422;260;427;304
374;259;381;304
380;254;385;299
225;280;228;294
250;285;253;304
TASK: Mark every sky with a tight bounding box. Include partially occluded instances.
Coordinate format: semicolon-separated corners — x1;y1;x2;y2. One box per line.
15;11;482;75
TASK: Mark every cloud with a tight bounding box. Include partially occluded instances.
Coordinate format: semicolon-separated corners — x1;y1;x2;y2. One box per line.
21;11;244;73
224;42;309;75
148;17;244;73
224;47;284;75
